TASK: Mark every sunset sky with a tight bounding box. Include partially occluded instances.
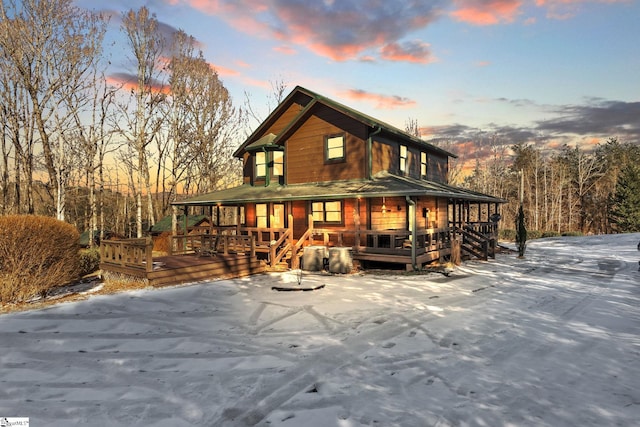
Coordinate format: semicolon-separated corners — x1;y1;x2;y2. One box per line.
75;0;640;155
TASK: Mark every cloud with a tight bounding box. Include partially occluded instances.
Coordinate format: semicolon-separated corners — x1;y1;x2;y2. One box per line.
535;0;631;20
208;62;240;77
379;40;436;64
341;89;417;109
107;72;169;94
536;99;640;143
451;0;523;25
273;45;297;55
172;0;443;62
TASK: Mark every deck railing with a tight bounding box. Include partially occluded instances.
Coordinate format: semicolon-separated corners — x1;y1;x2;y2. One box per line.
100;238;154;272
170;233;256;257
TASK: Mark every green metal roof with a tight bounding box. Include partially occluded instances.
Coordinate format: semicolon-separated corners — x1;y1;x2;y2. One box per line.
173;172;505;206
150;214;209;233
245;133;280;151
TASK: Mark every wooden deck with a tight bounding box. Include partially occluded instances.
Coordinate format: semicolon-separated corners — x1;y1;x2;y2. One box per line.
100;253;264;287
100;236;264;287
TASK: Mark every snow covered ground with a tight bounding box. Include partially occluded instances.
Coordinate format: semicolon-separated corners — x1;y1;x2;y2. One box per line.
1;233;639;427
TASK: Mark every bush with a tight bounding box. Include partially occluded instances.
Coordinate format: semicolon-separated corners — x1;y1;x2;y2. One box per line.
541;231;561;238
79;248;101;277
0;215;80;304
562;231;584;237
499;229;516;241
153;231;171;254
527;230;542;240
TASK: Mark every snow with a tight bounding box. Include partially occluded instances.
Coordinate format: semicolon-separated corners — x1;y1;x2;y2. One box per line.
1;233;639;427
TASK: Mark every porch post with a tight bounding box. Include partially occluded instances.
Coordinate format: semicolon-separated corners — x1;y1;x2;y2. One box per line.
354;198;361;249
170;205;178;255
406;196;417;271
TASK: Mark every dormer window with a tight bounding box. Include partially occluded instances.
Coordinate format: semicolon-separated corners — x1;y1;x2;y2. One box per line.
255;152;267;178
273;150;284;176
325;134;345;162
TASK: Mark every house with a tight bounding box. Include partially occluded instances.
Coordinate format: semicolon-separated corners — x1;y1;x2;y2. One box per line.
171;86;504;271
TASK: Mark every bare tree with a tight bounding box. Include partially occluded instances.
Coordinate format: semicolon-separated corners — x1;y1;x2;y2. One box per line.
119;6;167;236
243;78;288;131
0;0;107;220
164;33;245;197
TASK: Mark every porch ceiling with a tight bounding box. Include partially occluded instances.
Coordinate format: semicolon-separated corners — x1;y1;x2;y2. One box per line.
173;171;506;206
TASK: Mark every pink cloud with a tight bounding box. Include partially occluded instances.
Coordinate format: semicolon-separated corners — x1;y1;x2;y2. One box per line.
380;41;436;64
341;89;417;109
208;62;240;77
171;0;441;63
273;45;297;55
107;73;170;94
451;0;523;25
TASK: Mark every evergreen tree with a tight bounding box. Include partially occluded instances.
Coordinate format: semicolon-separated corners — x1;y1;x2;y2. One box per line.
516;204;527;258
609;163;640;232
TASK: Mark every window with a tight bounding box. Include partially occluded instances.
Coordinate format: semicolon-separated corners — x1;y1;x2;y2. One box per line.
400;145;407;173
311;201;342;223
325;134;345;161
420;152;427;178
255;152;267;178
273;150;284;176
256;203;267;228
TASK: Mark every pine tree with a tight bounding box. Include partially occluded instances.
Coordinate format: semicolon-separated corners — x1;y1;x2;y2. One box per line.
609;164;640;232
516;204;527;258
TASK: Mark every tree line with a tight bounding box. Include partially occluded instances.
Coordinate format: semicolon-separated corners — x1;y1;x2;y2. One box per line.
0;0;245;242
456;137;640;235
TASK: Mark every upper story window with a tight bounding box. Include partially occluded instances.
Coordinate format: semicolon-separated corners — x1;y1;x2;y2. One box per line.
400;145;408;173
421;152;427;178
255;152;267;178
325;134;345;162
254;150;284;180
311;201;342;224
273;151;284;176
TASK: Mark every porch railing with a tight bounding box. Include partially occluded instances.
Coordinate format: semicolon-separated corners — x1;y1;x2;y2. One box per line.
170;233;256;257
297;227;450;256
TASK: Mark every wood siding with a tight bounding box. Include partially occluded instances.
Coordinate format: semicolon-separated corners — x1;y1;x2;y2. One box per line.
370;196;407;231
415;197;447;229
286;106;367;183
371;137;448;183
428;152;448;183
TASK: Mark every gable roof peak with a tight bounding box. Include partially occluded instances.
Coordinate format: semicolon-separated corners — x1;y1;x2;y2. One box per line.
234;85;456;159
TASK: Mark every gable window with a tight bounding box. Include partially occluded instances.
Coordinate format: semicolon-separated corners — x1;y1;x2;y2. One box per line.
273;150;284;176
400;145;408;173
421;152;427;178
325;134;345;161
255;152;267;178
311;201;342;223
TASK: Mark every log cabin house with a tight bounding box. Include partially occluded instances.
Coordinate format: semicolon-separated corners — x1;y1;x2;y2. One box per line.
100;86;504;286
168;86;505;272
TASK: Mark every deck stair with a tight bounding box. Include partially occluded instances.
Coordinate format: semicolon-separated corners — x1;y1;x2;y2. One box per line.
454;226;495;261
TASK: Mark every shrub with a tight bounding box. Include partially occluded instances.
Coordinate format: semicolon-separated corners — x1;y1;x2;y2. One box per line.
78;248;101;277
541;231;561;238
527;230;542;240
153;231;171;254
562;231;584;237
499;229;516;241
0;215;80;304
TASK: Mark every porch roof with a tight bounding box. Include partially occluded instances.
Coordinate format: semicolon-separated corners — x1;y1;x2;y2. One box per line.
174;172;506;206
